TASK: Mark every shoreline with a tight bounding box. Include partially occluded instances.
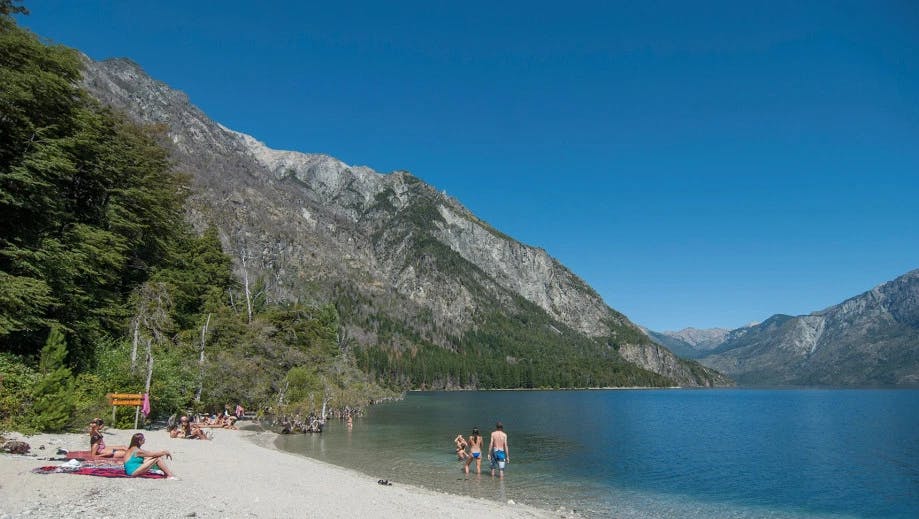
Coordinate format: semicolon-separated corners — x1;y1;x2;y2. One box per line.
0;426;572;518
407;386;686;392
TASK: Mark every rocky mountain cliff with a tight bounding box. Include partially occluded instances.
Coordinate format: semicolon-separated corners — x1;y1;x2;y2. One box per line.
695;270;919;386
79;56;728;387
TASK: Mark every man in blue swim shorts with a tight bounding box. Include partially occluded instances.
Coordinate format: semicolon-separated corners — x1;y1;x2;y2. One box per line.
487;421;509;478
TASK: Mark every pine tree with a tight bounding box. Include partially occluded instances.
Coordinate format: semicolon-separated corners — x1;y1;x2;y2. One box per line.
30;325;75;431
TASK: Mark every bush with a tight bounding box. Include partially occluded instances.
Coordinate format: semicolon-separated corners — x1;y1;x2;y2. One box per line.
0;352;37;431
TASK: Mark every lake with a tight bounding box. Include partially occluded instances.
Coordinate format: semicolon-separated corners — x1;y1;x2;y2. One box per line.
275;389;919;518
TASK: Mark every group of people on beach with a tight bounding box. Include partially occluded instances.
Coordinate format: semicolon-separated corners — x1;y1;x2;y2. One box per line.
454;422;509;478
87;417;176;479
167;415;212;439
166;406;243;439
86;403;245;479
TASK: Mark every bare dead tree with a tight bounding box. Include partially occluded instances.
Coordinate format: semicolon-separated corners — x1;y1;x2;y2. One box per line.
241;247;253;323
228;289;238;314
278;379;289;408
130;318;140;373
128;282;174;405
132;282;173;345
337;328;350;354
194;313;211;403
144;337;154;394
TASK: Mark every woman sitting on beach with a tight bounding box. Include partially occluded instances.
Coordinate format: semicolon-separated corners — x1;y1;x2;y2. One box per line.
179;415;210;439
454;433;468;460
123;432;177;479
89;418;127;459
464;427;484;474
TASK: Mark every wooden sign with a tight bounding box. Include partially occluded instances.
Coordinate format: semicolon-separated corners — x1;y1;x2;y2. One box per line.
107;393;143;406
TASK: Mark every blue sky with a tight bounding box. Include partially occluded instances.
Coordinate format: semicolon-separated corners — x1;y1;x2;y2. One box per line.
18;1;919;331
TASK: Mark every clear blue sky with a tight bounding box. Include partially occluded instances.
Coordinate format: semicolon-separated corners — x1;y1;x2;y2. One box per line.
18;1;919;331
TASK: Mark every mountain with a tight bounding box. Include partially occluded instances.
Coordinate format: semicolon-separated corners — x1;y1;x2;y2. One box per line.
644;327;732;359
696;270;919;386
79;56;729;388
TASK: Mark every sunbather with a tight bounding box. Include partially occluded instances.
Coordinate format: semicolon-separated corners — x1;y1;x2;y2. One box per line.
123;432;177;479
179;415;210;439
88;418;127;459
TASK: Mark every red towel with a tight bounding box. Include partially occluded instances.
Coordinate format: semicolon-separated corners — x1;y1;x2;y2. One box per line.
32;466;165;478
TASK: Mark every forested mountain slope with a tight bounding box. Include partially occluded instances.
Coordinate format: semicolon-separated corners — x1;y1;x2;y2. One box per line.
80;56;729;388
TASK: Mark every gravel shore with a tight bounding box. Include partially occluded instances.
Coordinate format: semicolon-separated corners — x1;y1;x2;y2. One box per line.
1;426;568;519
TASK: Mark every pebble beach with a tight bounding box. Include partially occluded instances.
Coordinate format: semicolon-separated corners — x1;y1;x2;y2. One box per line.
0;426;566;519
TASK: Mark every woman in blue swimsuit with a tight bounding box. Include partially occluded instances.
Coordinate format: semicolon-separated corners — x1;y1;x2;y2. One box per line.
123;433;177;479
464;427;484;475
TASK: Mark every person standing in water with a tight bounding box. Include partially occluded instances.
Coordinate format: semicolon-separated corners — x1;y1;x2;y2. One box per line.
464;427;484;474
454;433;468;460
488;421;509;478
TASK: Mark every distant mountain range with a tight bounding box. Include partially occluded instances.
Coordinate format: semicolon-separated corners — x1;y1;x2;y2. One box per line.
648;270;919;386
644;327;733;359
78;56;728;388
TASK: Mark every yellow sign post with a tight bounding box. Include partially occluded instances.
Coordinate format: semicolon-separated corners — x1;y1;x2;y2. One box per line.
107;393;144;428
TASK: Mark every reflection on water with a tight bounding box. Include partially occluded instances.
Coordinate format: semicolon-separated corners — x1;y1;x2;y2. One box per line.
275;389;919;519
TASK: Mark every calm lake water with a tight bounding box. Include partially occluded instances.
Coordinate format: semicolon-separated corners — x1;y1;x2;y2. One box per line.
275;389;919;518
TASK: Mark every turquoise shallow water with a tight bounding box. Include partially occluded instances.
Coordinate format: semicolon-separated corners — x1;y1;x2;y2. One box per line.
275;389;919;518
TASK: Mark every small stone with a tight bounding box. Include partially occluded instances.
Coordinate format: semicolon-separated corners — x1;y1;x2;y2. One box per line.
507;499;515;505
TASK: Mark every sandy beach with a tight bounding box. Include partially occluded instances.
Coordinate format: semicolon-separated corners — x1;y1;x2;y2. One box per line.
0;426;569;519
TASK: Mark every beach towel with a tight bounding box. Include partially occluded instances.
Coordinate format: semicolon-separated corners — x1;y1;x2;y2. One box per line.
32;465;165;479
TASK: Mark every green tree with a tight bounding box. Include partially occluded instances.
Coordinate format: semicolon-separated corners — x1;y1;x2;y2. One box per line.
0;1;27;16
30;325;75;431
0;14;187;364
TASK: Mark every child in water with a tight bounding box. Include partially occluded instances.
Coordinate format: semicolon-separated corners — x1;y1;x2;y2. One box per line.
454;433;468;460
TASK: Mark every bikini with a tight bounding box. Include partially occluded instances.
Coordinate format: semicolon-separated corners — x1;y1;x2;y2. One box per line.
91;433;108;456
470;437;482;458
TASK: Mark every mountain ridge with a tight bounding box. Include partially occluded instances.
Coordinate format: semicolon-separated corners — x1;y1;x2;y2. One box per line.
653;270;919;386
79;55;728;388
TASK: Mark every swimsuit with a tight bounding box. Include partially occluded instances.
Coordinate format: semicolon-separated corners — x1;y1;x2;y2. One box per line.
491;449;506;469
472;452;481;459
124;452;143;476
91;433;108;456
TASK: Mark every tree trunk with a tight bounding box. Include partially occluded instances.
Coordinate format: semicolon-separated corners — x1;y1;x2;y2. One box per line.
241;249;253;323
137;337;153;429
194;313;211;403
144;337;154;394
278;380;288;408
130;318;139;373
